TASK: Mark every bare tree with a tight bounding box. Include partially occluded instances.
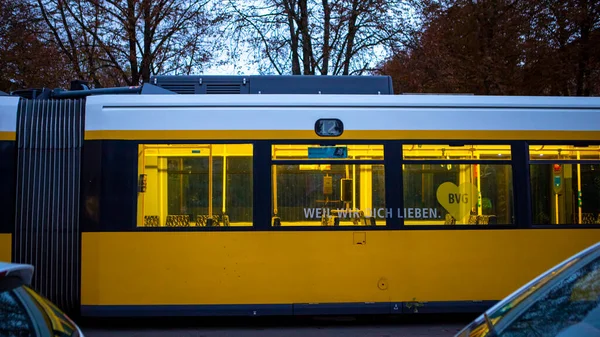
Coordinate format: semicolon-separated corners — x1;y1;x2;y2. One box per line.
0;0;73;92
225;0;410;75
36;0;223;87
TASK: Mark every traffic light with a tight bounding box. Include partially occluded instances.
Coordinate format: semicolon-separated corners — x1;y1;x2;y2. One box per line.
553;164;561;172
553;164;563;194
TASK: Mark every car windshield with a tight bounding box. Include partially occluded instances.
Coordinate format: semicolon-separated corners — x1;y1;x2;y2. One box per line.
457;244;600;337
493;255;600;336
0;287;36;336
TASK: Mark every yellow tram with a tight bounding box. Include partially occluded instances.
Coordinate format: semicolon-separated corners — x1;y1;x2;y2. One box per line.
1;76;600;317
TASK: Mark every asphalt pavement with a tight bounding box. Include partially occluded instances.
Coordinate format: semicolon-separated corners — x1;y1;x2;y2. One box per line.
79;314;472;337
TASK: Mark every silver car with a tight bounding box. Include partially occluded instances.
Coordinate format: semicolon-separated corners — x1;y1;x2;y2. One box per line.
0;262;84;337
456;242;600;337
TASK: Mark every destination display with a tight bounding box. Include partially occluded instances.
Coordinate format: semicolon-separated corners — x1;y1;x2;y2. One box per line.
307;146;348;159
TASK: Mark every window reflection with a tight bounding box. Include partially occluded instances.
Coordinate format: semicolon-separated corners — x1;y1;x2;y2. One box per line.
271;164;385;226
497;257;600;337
0;290;34;336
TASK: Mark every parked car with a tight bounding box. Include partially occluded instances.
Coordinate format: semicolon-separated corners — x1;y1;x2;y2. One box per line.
0;262;84;337
456;242;600;337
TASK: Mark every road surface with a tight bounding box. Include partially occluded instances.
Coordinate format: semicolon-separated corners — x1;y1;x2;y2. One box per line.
79;315;471;337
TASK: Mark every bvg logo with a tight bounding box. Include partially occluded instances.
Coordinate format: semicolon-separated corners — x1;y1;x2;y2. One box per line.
436;182;475;222
448;193;468;204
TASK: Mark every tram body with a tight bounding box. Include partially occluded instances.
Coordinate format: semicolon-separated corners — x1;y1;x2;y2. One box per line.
2;88;600;317
0;96;18;263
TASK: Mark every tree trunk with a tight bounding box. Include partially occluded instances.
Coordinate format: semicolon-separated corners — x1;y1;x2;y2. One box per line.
141;0;153;83
127;0;139;84
575;0;591;96
298;0;314;74
283;0;301;74
343;0;360;75
321;0;331;75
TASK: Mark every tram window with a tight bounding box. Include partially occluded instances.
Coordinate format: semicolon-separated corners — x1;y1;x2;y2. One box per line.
137;144;253;227
529;145;600;161
402;164;514;225
530;163;600;225
271;164;386;227
271;144;385;227
402;144;512;160
272;144;383;160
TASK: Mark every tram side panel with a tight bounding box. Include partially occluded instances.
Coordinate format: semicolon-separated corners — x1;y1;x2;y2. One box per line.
80;222;600;314
79;95;600;317
0;97;18;262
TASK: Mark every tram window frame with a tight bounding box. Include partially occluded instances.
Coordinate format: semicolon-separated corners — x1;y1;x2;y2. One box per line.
528;142;600;228
135;142;254;230
268;142;388;230
398;142;517;228
122;139;542;232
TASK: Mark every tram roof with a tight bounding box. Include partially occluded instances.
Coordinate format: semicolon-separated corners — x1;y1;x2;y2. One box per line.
1;74;599;110
83;93;600;110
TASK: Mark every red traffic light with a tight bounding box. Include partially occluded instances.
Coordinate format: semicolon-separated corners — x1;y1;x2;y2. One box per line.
553;164;561;172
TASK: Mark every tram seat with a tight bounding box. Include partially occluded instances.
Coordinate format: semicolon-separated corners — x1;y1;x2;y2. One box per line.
196;215;208;226
272;216;281;227
333;216;340;226
330;210;341;226
166;215;190;227
582;213;597;225
352;210;365;225
466;213;497;225
478;215;497;225
144;215;159;227
196;214;221;226
468;214;497;225
222;215;230;226
366;217;377;226
444;213;498;225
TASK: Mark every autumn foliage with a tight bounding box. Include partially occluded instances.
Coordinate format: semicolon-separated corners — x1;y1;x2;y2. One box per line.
0;0;73;92
0;0;598;95
378;0;600;96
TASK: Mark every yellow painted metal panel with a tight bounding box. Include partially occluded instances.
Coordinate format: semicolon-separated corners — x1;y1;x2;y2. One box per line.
81;230;600;306
0;234;11;262
0;132;16;141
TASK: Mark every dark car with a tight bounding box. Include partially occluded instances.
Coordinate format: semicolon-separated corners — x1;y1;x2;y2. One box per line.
456;242;600;337
0;262;84;337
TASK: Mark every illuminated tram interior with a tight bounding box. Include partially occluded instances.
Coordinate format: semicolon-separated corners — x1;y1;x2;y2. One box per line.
529;145;600;225
137;144;600;228
139;144;254;227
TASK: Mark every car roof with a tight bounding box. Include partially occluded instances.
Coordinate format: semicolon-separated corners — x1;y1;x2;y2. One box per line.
0;262;34;285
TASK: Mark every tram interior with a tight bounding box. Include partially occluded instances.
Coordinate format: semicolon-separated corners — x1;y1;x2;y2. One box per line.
529;145;600;225
138;144;253;227
136;144;600;227
271;144;385;226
